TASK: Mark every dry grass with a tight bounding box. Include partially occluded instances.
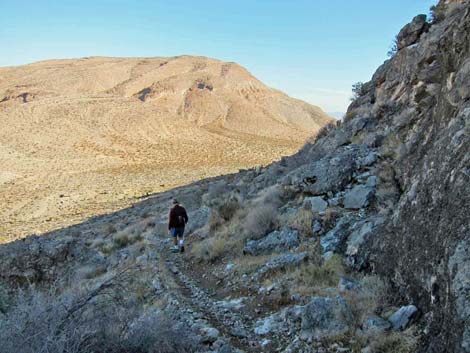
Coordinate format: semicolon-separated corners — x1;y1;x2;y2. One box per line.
233;254;275;273
368;328;418;353
286;254;345;296
190;235;228;263
289;208;316;236
344;275;390;326
243;204;279;239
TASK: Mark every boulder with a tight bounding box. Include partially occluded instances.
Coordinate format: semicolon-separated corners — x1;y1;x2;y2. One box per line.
304;196;328;213
200;327;220;343
257;252;308;276
254;312;288;336
397;14;430;50
345;216;384;270
388;305;418;330
320;215;357;254
338;277;361;292
300;296;353;340
362;316;392;334
286;145;377;196
244;227;300;255
312;220;323;234
343;185;375;209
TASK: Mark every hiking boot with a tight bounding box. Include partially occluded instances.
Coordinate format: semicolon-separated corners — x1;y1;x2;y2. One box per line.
180;245;185;253
171;246;179;253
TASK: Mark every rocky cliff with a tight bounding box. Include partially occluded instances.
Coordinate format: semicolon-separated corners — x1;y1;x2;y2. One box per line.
0;1;469;353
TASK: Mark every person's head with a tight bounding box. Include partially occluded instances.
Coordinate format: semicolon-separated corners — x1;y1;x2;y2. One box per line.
172;199;179;207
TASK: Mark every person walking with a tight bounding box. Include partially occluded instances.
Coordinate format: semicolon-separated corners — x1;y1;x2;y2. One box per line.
168;199;188;253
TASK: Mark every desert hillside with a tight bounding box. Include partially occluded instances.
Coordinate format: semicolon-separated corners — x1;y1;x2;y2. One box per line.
0;56;332;240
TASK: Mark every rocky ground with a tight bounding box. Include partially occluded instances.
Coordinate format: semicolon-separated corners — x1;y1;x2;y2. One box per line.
0;1;469;352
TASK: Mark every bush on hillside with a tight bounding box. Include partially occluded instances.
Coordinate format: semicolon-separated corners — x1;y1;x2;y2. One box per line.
0;280;196;353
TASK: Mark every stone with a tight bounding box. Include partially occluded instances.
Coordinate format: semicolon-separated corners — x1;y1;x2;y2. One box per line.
362;316;392;334
320;215;356;254
304;196;328;213
345;217;383;259
230;327;248;338
200;327;220;343
388;305;418;331
244;227;300;255
338;277;361;292
366;175;378;187
257;252;309;276
254;312;287;335
286;145;377;196
216;297;245;311
300;296;352;340
312;220;323;234
343;185;375;209
322;251;334;261
397;14;429;50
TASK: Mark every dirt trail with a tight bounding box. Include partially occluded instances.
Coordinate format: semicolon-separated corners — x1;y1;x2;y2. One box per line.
152;236;258;352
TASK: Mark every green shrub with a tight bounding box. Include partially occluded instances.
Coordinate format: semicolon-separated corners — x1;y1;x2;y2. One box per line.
351;81;365;101
387;35;399;58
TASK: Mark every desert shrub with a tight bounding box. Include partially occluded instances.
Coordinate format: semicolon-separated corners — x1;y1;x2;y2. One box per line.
387;35;399;58
201;182;226;206
209;198;241;232
190;235;226;263
368;328;417;353
242;204;279;239
351;81;365;101
102;224;117;236
288;255;345;296
344;110;357;122
254;186;284;207
344;275;390;325
290;208;315;236
0;278;196;353
113;231;143;249
322;207;339;232
315;121;337;141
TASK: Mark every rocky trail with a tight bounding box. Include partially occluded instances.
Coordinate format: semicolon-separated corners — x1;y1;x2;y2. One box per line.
153;235;277;353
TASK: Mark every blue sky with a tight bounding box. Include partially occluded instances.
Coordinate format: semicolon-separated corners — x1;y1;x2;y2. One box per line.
1;0;437;112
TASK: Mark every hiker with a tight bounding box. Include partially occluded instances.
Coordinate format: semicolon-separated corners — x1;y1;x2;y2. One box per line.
168;199;188;253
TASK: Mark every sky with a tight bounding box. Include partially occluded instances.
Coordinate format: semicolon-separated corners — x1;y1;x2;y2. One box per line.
0;0;437;114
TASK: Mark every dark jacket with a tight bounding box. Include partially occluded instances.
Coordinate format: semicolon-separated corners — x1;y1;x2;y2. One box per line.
168;205;188;230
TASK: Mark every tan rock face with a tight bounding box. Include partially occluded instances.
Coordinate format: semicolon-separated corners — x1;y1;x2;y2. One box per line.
0;56;332;240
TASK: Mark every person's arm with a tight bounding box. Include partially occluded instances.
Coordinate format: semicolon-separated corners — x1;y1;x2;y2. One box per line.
183;208;189;224
168;209;173;231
